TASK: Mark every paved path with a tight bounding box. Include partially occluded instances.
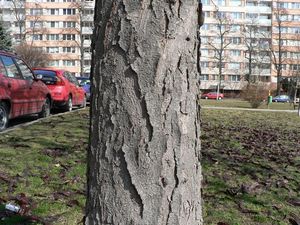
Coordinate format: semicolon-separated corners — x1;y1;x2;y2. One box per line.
202;106;299;113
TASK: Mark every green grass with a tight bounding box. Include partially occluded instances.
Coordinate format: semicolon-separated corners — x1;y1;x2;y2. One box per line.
0;110;89;224
201;107;300;225
1;101;300;224
200;99;297;110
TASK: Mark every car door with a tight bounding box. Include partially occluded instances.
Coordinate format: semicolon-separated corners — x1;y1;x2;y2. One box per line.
14;58;44;114
69;73;85;105
0;55;29;118
63;72;78;104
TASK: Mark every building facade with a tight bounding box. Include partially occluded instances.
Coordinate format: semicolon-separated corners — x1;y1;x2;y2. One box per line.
0;0;94;77
200;0;300;95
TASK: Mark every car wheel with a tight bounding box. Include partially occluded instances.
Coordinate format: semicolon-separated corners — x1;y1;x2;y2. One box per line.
0;102;9;132
39;98;51;118
81;96;87;108
63;96;73;112
218;97;222;100
205;96;208;99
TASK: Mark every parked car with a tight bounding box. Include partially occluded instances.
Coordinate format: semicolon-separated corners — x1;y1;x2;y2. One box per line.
32;68;86;111
201;92;224;99
0;51;51;131
272;95;291;103
76;77;90;102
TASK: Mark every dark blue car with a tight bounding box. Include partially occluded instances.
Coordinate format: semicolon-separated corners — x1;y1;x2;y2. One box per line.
76;77;90;102
272;95;290;103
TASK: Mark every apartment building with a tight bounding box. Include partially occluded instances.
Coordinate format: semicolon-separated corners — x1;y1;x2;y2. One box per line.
0;0;94;77
200;0;300;95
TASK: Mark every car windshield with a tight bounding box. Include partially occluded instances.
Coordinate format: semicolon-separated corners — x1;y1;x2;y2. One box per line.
77;78;90;85
33;70;56;77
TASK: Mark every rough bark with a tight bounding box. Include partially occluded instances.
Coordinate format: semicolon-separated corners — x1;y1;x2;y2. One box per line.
85;1;202;224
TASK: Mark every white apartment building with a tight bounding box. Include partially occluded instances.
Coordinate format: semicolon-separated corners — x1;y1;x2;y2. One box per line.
201;0;300;98
0;0;94;77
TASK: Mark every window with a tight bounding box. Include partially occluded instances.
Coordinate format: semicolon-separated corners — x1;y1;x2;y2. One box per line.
231;12;242;19
231;25;240;32
47;34;60;40
63;8;76;15
228;75;240;81
84;60;91;66
0;56;22;79
49;8;59;15
63;21;76;28
82;21;94;27
30;21;43;28
228;63;240;70
291;64;300;70
33;34;43;40
229;0;242;7
83;47;91;53
200;74;209;81
246;13;258;19
230;50;241;56
231;37;241;44
48;21;59;28
246;1;257;6
0;57;7;76
201;24;209;30
83;9;94;15
200;62;209;67
46;47;59;53
49;60;59;66
30;8;42;16
202;0;210;5
62;47;76;53
216;0;225;6
83;34;92;40
63;34;76;40
63;60;75;66
14;21;25;27
15;58;34;80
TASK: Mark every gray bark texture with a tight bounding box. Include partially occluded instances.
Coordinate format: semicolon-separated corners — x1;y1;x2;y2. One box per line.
85;1;202;224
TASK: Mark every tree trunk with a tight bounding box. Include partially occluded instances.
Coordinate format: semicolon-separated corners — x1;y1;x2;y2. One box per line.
85;1;202;225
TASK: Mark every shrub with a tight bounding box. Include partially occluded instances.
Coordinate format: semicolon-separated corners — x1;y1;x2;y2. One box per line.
241;83;270;108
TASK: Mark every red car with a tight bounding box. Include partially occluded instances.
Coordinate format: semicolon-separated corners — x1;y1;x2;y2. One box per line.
0;51;51;131
201;91;224;99
33;68;86;111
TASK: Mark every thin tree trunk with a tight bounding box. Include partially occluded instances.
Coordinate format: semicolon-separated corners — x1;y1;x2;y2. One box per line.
85;1;202;225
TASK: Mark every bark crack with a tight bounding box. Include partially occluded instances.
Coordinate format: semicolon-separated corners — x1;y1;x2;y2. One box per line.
166;147;180;224
164;10;170;39
120;147;144;218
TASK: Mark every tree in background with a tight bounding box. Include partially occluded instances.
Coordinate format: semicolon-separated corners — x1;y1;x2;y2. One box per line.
271;0;289;95
10;0;26;42
71;0;93;77
14;43;50;67
85;1;202;224
243;20;271;84
0;21;12;51
207;2;232;100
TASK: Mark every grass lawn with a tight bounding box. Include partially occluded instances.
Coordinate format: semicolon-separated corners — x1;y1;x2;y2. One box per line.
0;102;300;224
201;107;300;225
0;109;89;225
200;99;298;110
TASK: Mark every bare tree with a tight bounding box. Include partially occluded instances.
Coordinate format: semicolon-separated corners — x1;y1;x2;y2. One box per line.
14;43;50;67
243;20;272;83
271;0;289;95
85;1;202;224
10;0;26;42
70;0;94;76
207;2;232;99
